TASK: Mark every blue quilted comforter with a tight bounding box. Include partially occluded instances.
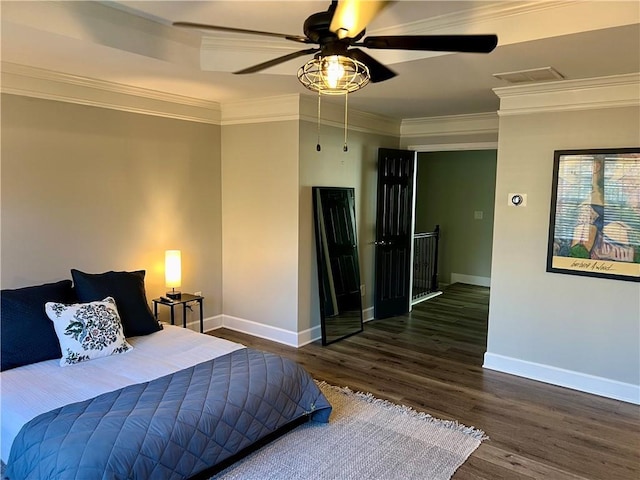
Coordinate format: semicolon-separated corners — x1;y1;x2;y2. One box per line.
6;348;331;480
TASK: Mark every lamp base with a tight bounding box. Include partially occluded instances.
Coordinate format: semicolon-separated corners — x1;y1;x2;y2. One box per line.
166;290;182;300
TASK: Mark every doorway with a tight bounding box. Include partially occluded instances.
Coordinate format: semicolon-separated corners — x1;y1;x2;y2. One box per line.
411;149;497;356
373;147;497;356
414;150;497;289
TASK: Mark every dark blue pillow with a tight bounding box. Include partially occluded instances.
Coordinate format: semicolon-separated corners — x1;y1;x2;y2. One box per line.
71;269;160;338
1;280;78;371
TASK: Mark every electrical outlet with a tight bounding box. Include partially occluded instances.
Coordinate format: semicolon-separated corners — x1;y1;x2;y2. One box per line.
194;291;202;296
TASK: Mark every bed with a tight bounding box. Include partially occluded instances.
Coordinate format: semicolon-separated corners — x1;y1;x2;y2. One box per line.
1;272;331;479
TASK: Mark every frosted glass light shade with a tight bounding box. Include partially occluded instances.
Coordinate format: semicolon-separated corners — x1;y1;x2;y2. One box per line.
165;250;182;288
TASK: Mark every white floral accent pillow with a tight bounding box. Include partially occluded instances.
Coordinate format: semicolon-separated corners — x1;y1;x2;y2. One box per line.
45;296;133;366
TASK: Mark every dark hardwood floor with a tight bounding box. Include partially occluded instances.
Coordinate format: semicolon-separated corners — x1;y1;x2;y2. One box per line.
210;283;640;480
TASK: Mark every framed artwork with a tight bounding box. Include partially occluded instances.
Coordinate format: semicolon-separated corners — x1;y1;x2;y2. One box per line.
546;147;640;282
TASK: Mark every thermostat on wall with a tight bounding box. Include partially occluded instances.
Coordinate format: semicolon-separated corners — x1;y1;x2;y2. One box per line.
508;193;527;207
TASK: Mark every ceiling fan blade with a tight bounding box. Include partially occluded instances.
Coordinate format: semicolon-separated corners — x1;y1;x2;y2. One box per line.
330;0;392;39
173;21;311;44
363;34;499;53
234;48;319;74
346;48;396;83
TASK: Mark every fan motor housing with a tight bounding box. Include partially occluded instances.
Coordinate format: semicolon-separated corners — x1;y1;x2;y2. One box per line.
303;11;365;47
304;11;335;43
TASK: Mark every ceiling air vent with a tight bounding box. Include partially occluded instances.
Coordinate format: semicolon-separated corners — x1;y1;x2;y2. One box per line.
493;66;564;84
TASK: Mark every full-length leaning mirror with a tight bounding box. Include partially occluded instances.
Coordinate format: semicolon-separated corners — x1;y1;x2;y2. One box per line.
312;187;364;345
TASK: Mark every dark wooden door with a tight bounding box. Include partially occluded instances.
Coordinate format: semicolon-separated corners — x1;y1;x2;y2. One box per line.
374;148;415;319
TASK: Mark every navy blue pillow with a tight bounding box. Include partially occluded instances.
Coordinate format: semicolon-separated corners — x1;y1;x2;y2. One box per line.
1;280;78;371
71;269;160;338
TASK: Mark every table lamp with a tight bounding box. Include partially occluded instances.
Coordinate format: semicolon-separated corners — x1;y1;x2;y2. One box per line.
165;250;182;299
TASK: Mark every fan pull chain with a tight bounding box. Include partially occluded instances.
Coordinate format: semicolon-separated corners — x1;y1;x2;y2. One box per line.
343;92;349;152
316;91;322;152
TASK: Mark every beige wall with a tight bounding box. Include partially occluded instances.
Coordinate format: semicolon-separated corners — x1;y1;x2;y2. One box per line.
298;119;399;333
1;94;223;321
0;92;399;343
487;105;640;388
221;120;300;333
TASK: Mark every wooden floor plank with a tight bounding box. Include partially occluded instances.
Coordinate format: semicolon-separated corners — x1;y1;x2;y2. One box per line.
210;283;640;480
470;444;591;480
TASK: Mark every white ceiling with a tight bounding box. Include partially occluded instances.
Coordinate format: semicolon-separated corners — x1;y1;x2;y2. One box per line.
2;1;639;120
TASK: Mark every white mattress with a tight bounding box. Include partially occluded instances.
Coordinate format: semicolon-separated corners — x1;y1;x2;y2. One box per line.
0;326;245;462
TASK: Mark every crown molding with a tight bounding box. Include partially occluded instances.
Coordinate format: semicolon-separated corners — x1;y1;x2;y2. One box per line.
0;63;399;136
0;62;222;125
494;73;640;116
400;112;499;139
371;1;575;36
222;94;400;137
407;142;498;152
221;94;302;125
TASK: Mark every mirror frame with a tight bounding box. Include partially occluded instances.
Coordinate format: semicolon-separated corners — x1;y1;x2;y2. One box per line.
312;186;364;345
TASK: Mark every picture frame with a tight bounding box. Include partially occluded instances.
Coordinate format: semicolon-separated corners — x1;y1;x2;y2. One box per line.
546;147;640;282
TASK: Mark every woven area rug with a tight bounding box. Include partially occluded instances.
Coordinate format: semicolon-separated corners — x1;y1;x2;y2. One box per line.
212;381;487;480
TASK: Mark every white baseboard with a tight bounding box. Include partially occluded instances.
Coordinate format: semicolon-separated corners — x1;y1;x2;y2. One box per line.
483;352;640;405
205;315;322;347
363;306;375;323
167;315;222;333
203;311;374;347
215;314;302;347
297;325;322;347
450;273;491;287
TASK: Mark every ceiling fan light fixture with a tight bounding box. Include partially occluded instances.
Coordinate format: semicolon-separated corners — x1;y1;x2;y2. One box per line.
297;54;370;95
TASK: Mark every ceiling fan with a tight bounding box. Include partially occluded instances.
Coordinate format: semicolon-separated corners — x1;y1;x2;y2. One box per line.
173;0;498;85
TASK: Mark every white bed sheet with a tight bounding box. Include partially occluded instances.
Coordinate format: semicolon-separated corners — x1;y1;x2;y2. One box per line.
0;325;244;462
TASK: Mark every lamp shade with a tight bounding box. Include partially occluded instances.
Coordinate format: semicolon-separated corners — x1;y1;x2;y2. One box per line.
165;250;181;288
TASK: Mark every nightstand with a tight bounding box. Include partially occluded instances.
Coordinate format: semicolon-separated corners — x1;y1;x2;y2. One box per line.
152;293;204;333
